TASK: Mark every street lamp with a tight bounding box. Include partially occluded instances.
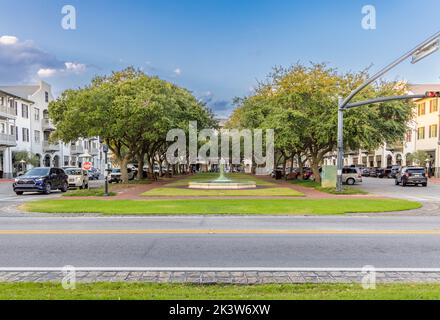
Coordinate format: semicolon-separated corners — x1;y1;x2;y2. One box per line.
336;31;440;192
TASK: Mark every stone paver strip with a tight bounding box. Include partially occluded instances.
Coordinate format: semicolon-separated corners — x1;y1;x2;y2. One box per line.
0;270;439;284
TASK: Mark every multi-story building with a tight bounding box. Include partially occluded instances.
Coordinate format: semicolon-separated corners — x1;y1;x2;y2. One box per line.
0;81;103;179
325;84;440;178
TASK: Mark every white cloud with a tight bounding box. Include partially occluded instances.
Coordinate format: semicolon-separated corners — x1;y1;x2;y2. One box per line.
173;68;182;76
37;68;58;78
0;35;18;45
0;35;87;83
64;62;87;74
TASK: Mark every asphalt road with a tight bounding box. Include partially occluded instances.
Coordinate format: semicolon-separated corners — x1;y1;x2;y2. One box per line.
355;177;440;202
0;178;439;269
0;215;440;268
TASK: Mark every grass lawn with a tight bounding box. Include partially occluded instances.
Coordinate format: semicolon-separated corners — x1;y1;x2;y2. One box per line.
22;198;421;215
1;283;440;300
291;180;368;195
143;187;303;197
144;173;302;197
63;189;117;197
166;173;276;187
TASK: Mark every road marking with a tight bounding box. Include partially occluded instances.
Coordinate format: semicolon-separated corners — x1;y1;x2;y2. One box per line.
1;229;440;235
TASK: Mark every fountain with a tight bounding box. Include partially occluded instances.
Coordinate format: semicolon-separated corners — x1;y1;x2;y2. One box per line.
188;160;257;190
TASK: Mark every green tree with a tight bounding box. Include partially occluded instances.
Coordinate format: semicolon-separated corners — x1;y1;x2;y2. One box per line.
408;151;430;166
49;67;214;182
230;63;414;183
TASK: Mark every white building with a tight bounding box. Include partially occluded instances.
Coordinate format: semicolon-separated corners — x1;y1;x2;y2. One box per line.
0;81;103;178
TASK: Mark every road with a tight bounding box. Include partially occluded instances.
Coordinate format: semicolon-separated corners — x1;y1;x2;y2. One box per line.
0;215;440;268
355;177;440;202
0;178;439;270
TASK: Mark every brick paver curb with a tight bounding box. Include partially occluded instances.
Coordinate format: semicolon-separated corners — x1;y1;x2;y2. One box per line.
1;271;440;284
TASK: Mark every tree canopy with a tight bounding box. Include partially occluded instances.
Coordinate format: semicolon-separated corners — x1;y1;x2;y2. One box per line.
49;67;215;181
229;63;414;182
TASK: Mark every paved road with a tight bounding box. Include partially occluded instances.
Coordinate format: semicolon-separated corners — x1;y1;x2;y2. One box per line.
0;178;439;270
1;216;440;269
355;177;440;202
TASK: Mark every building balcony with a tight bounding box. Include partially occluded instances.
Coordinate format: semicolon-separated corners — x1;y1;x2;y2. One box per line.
0;134;16;147
70;145;84;155
0;105;16;119
89;147;99;156
386;143;404;152
42;118;56;131
43;141;60;152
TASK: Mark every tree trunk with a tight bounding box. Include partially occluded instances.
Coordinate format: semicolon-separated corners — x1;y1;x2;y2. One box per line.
298;155;304;180
120;156;130;183
311;157;321;184
136;153;145;180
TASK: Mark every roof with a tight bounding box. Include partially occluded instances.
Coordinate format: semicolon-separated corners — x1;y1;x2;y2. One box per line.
0;85;39;100
0;89;34;104
409;84;440;95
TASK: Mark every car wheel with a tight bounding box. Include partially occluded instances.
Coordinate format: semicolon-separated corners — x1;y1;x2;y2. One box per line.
60;182;68;193
80;182;85;190
43;183;52;195
423;183;428;187
346;178;355;186
15;191;24;196
402;181;407;187
395;180;400;186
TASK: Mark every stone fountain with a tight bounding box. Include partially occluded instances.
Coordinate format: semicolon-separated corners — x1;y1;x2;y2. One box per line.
188;161;256;190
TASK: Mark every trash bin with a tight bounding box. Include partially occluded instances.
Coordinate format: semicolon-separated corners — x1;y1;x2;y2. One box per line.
275;170;283;180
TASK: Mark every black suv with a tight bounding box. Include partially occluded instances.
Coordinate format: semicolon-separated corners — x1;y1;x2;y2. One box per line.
395;167;428;187
13;167;69;195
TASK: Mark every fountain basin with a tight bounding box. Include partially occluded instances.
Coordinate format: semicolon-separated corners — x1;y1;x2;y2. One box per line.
188;181;257;190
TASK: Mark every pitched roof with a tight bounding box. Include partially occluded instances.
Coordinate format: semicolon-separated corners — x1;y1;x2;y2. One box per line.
0;85;39;100
409;84;440;95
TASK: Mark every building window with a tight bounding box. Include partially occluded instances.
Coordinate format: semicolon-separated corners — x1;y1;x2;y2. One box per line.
14;101;18;115
0;123;5;134
34;108;40;121
34;130;41;143
429;125;438;138
10;125;14;136
406;131;412;143
64;156;69;166
417;127;425;140
15;126;19;140
418;103;426;116
21;104;29;118
430;100;439;113
22;128;30;142
45;92;49;103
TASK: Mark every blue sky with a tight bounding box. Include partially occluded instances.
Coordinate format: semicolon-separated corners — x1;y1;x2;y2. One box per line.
1;0;440;116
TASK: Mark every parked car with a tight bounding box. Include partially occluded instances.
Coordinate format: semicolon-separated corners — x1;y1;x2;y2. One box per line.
13;167;68;195
108;168;135;183
395;167;428;187
369;168;378;177
390;165;401;179
65;168;89;189
342;167;363;185
87;168;101;180
361;168;371;177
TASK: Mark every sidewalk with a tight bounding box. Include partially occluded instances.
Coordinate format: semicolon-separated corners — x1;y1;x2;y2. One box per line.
1;270;440;284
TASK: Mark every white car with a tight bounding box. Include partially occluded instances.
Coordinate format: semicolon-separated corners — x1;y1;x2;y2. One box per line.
65;168;89;189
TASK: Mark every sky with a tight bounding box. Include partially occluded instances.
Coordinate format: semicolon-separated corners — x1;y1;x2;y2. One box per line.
1;0;440;117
